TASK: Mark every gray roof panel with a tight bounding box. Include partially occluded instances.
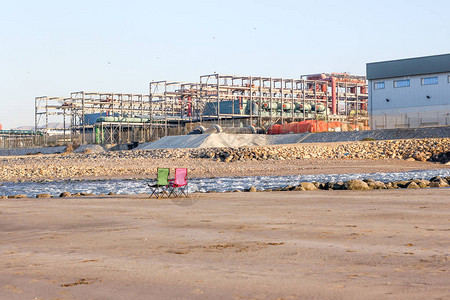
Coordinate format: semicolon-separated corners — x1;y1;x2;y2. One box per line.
366;54;450;80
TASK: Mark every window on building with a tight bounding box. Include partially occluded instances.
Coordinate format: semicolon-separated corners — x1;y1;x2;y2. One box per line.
374;82;385;90
393;79;410;88
421;77;438;85
448;75;450;83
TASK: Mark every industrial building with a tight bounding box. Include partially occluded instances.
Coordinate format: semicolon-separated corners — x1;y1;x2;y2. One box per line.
33;72;368;146
367;54;450;129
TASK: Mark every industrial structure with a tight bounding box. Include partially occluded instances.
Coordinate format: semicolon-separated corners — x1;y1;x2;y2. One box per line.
34;72;368;146
367;53;450;129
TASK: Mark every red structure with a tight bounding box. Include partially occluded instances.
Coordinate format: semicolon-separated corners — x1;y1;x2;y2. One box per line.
268;120;370;134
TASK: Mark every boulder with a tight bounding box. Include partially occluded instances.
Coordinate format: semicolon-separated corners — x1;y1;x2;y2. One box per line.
248;186;257;192
312;182;321;189
385;182;396;189
412;179;430;188
80;192;95;196
367;181;386;189
36;193;52;198
59;192;71;197
293;186;305;191
323;182;345;190
393;181;410;189
8;194;27;199
345;180;370;190
429;179;449;188
406;181;420;189
300;182;318;191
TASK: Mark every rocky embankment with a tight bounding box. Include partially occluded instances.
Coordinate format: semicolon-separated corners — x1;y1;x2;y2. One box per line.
191;138;450;163
0;138;448;182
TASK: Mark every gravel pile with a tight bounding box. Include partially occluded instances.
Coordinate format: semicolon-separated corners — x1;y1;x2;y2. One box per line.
0;138;448;182
191;138;450;163
73;144;105;154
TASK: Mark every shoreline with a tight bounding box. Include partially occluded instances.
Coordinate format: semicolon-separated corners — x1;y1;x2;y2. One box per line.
1;156;448;183
2;168;449;199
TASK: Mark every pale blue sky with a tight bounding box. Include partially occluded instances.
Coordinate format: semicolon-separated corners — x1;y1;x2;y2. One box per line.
1;0;449;129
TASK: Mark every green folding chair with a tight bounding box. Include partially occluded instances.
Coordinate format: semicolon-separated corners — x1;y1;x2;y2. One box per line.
148;168;170;198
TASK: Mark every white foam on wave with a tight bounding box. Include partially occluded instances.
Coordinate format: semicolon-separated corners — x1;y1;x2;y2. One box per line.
0;169;449;197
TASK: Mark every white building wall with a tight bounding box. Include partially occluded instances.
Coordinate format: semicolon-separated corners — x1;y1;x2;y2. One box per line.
369;72;450;129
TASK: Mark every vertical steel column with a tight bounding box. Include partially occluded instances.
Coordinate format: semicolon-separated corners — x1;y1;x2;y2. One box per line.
249;76;253;125
302;80;306;121
356;83;359;121
280;79;284;124
269;78;273;121
325;81;329;120
345;82;348;117
291;79;295;120
34;97;38;145
259;77;263;127
149;83;153;141
314;82;317;132
217;74;220;126
44;97;48;145
331;77;337;115
164;82;168;136
63;108;66;143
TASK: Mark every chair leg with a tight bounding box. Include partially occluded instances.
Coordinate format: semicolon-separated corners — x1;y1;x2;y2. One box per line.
181;183;188;197
149;185;169;198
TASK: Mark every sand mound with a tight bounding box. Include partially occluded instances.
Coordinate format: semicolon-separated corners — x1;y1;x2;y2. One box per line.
200;134;268;148
73;144;105;153
136;135;210;149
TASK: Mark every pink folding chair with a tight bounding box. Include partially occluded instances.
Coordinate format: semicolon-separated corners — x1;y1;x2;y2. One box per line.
168;168;189;197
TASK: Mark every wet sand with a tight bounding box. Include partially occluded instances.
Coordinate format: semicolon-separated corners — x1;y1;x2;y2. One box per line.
1;189;449;299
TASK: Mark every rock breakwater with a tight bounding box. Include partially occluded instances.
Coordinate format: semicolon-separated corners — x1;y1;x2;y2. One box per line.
246;175;450;192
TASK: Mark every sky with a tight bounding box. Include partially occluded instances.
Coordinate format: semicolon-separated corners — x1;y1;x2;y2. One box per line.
1;0;449;129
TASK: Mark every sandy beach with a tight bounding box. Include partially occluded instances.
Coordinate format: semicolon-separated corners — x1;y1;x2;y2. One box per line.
1;141;449;299
0;188;449;299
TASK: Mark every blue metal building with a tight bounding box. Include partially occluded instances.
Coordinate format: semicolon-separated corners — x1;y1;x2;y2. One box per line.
367;54;450;129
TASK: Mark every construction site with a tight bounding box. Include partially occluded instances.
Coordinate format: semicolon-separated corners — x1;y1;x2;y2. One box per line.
26;72;369;148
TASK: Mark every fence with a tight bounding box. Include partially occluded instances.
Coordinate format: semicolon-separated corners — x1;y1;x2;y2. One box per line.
372;110;450;129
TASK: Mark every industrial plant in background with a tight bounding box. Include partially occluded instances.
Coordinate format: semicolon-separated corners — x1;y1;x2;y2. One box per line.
30;72;369;147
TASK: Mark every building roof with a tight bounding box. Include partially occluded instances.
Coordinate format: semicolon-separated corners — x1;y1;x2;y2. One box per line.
366;53;450;80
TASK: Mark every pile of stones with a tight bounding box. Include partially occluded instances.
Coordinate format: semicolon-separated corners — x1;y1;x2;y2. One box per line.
193;138;450;163
246;175;450;192
57;138;447;163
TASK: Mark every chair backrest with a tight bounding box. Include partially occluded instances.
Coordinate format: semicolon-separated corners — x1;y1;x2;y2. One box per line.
157;168;170;186
173;168;187;186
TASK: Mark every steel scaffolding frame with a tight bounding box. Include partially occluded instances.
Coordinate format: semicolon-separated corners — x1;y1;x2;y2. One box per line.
35;96;72;144
34;72;368;146
199;74;335;127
